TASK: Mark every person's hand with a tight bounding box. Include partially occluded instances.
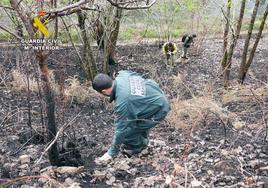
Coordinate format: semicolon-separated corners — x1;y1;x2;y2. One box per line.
95;152;112;164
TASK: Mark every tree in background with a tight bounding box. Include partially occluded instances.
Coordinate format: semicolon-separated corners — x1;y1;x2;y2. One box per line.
239;1;268;83
220;0;268;86
222;0;231;60
221;0;246;87
77;9;98;81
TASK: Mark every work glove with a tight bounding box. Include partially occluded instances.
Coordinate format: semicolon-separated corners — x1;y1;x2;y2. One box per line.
95;152;112;164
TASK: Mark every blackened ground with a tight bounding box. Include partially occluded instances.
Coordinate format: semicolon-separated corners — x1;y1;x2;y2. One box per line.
0;37;267;187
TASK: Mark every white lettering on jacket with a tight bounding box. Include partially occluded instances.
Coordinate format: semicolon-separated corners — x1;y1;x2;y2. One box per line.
129;76;146;96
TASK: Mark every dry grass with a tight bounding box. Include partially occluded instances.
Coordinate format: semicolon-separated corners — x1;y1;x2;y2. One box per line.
11;70;39;92
222;84;268;104
11;69;59;93
166;95;239;129
11;70;98;103
65;76;96;103
166;80;268;130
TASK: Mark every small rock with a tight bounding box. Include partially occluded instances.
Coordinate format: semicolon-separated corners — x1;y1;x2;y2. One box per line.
18;164;29;169
151;140;166;146
218;182;226;186
115;161;130;171
165;175;174;185
191;180;202;187
19;171;27;176
69;183;81;188
207;170;214;175
205;158;214;163
93;170;107;181
40;166;55;176
107;168;115;173
258;176;268;183
55;166;84;174
19;155;31;164
234;146;243;154
188;153;199;160
134;177;143;187
144;176;158;186
257;181;265;187
7;135;20;141
140;149;149;155
106;176;116;185
32;166;41;174
260;166;268;171
0;155;4;164
129;168;138;175
245;144;254;151
248;159;260;168
259;153;268;158
20;185;31;188
221;149;229;156
65;177;75;185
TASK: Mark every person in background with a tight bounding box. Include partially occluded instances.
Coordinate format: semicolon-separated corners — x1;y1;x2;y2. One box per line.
92;70;170;163
181;34;197;59
162;42;177;66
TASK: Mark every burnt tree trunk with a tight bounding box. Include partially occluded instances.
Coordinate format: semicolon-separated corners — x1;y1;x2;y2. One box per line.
103;6;122;74
10;0;60;166
37;53;60;166
239;1;268;83
238;0;260;83
221;0;232;69
77;10;97;80
223;0;246;87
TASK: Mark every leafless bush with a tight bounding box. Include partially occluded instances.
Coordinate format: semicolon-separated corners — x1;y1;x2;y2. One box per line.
65;76;97;103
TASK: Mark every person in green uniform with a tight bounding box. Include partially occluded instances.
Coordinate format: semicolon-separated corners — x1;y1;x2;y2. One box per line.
92;70;170;163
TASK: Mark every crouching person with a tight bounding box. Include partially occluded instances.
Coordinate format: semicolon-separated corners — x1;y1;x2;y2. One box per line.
181;34;197;59
92;70;170;163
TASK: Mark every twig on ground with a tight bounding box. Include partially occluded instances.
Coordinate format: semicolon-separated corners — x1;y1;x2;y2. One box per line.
3;175;65;188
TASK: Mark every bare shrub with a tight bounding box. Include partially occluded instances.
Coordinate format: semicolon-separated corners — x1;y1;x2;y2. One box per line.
65;76;96;103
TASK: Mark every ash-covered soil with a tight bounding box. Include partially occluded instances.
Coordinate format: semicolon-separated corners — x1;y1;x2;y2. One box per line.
0;37;268;188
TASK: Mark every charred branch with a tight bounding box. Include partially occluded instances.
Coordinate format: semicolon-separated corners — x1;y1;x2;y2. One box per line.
106;0;157;10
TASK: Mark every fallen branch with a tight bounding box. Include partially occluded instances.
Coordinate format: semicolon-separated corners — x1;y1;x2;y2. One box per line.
46;0;92;15
2;175;65;188
106;0;157;10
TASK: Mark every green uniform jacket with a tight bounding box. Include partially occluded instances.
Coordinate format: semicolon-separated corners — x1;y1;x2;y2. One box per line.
108;71;170;157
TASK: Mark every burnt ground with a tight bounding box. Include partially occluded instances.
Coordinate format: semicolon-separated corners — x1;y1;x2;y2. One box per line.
0;37;268;188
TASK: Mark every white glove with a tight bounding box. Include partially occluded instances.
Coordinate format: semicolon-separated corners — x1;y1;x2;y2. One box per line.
95;152;112;164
